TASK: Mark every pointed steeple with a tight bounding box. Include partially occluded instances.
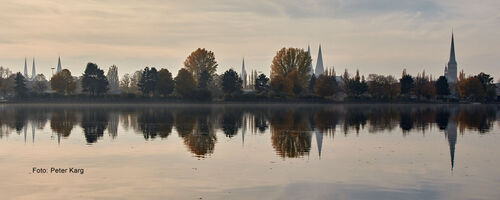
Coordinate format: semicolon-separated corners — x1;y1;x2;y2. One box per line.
241;57;247;88
315;45;324;75
24;58;28;78
57;56;62;73
448;32;456;65
32;58;36;79
308;45;314;75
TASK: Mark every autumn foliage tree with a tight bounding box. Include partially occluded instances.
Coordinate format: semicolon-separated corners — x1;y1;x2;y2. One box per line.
174;69;196;98
314;74;337;98
184;48;218;82
270;47;312;95
50;69;76;95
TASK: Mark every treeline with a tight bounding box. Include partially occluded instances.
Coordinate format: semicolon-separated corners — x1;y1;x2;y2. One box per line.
0;47;498;102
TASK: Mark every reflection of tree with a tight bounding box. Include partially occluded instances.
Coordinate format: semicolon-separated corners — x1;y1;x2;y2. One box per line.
107;112;119;139
457;107;496;133
314;110;340;132
435;109;450;130
50;111;77;137
138;109;174;140
81;110;109;144
221;110;242;138
14;109;27;132
399;110;414;133
253;112;269;133
175;110;217;157
343;108;367;134
270;110;311;158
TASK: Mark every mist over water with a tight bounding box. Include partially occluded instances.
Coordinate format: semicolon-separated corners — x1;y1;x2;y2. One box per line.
0;104;499;199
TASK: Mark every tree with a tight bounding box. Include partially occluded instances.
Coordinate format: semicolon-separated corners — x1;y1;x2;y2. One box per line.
106;65;120;94
14;72;27;97
343;69;367;98
81;63;109;96
435;76;450;96
271;75;293;95
50;69;76;95
221;69;242;94
367;74;399;100
400;73;414;95
156;68;175;96
414;72;436;99
129;70;143;94
138;67;158;96
184;48;218;81
458;77;485;101
175;68;196;98
0;66;14;96
314;74;337;98
119;73;131;93
32;74;49;94
474;72;497;101
270;47;311;94
198;69;212;89
308;75;316;93
255;74;269;93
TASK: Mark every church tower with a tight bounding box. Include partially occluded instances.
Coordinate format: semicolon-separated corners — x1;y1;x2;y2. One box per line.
315;45;324;75
445;33;457;83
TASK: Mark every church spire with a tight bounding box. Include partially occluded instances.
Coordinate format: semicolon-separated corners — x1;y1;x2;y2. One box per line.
57;56;62;73
24;58;28;78
32;57;36;79
448;32;456;64
315;44;324;75
241;57;247;88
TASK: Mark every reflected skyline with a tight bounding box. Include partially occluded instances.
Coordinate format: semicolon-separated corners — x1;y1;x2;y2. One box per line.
0;104;498;163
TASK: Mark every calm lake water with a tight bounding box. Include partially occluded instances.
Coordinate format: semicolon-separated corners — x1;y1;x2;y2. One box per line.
0;104;499;200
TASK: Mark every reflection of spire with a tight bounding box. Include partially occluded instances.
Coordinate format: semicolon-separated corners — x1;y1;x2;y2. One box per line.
24;125;27;144
445;119;457;170
57;133;61;145
315;131;323;159
242;114;246;147
32;123;35;144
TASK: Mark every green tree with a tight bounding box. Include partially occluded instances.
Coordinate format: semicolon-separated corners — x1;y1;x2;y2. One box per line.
175;68;196;98
400;74;414;96
184;48;218;81
32;74;49;94
156;68;175;96
255;74;269;93
308;75;316;93
367;74;399;100
138;67;158;96
435;76;450;96
106;65;120;94
198;69;212;89
14;72;27;97
50;69;76;95
343;70;367;98
474;72;496;101
81;63;109;96
271;47;311;93
314;74;337;98
221;69;242;94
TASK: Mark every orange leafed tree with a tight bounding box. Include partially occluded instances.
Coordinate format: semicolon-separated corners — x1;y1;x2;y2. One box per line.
270;47;312;95
184;48;218;82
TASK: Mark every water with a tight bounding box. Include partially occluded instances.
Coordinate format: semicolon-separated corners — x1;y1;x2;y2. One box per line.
0;104;499;200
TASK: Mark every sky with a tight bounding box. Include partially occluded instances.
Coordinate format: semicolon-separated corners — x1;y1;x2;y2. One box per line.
0;0;499;80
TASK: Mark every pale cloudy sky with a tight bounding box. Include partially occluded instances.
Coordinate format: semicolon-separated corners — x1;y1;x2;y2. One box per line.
0;0;499;79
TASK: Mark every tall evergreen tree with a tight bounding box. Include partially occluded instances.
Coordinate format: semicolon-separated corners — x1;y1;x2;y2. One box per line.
14;72;27;97
81;63;109;96
435;76;450;96
400;74;414;95
221;69;242;94
255;74;269;93
198;69;212;89
138;67;159;96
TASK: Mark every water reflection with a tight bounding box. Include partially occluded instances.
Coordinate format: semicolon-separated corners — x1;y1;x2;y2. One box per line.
0;105;498;161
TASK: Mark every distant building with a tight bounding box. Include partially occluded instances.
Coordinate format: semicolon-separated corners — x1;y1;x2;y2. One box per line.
444;33;457;83
31;58;36;79
307;45;314;76
24;58;28;78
